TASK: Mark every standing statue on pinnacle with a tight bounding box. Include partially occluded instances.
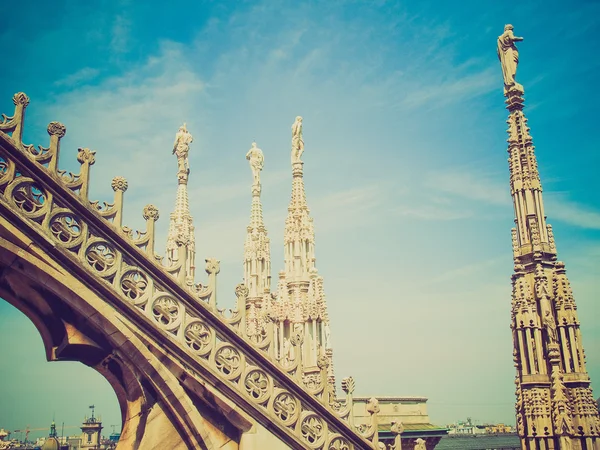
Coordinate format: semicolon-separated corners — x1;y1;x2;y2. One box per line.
498;24;524;95
246;142;264;186
291;116;304;164
173;123;193;174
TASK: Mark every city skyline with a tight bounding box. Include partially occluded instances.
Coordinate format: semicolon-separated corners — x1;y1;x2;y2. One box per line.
0;0;599;441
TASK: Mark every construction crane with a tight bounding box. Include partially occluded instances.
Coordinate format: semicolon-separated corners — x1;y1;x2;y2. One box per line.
12;425;80;443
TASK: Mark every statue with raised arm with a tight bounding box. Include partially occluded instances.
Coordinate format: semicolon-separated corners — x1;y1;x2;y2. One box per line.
498;24;524;94
246;142;264;186
291;116;304;163
173;123;193;174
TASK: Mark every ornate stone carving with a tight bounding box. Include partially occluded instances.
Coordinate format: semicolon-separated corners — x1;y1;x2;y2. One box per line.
49;213;83;245
414;438;426;450
11;180;46;215
244;369;270;403
47;121;66;137
214;345;242;379
327;436;351;450
12;92;30;106
85;241;117;275
120;269;149;301
184;321;212;355
111;176;128;192
300;414;326;447
272;391;299;425
143;204;159;221
152;296;180;327
205;258;220;275
77;147;96;165
341;377;355;395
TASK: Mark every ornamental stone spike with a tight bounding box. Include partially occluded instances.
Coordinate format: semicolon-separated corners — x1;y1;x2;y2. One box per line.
166;123;196;284
273;116;336;391
498;26;600;450
243;142;271;336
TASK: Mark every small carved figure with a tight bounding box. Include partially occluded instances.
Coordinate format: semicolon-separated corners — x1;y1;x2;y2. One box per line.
282;338;292;365
414;438;427;450
173;123;193;173
324;322;331;349
291;116;304;163
543;309;558;344
497;24;524;94
246;142;264;186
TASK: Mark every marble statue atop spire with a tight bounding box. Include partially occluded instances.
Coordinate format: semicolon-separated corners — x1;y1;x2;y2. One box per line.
291;116;304;164
497;24;524;95
246;142;264;187
166;123;196;283
173;123;193;177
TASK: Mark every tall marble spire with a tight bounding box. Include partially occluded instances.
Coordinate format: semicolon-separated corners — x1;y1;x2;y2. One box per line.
498;25;600;450
274;116;334;385
166;123;196;283
243;142;271;337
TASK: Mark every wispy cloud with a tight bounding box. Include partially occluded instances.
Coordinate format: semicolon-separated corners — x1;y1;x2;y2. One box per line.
426;169;509;205
401;67;498;110
431;257;504;284
545;193;600;229
54;67;100;87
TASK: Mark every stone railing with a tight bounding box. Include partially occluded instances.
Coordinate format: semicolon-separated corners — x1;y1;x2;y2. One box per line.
0;93;385;450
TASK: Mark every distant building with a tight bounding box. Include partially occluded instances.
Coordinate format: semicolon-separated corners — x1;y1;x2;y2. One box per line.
447;418;487;436
351;397;448;448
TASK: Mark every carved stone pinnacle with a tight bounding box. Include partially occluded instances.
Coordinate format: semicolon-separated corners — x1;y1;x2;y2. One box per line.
12;92;30;107
111;176;128;192
143;204;159;221
47;121;66;138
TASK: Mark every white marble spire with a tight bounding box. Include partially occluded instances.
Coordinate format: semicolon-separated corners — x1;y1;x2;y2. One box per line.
166;123;196;283
244;142;272;337
275;117;334;382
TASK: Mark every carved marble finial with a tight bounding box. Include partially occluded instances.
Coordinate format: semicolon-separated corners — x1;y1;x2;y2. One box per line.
391;421;404;435
246;142;264;186
205;258;221;275
77;147;96;165
341;376;355;395
143;204;159;221
317;355;329;370
47;121;66;138
235;283;249;300
111;176;128;192
497;25;524;95
291;116;304;164
366;397;380;415
12;92;30;107
415;438;427;450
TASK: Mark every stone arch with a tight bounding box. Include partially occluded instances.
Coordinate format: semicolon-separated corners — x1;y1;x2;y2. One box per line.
0;228;239;450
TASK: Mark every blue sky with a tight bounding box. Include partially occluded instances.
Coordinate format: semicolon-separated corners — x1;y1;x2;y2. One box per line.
1;0;599;440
